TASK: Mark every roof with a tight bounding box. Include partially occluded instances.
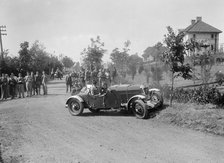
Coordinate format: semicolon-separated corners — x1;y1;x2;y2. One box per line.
183;20;222;33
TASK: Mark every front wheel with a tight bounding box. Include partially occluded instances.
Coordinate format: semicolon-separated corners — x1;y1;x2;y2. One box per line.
68;99;84;116
132;100;149;119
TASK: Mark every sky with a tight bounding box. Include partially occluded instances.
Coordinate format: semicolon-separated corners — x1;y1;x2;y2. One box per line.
1;0;224;62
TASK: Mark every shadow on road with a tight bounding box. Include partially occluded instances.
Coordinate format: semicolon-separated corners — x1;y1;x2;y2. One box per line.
80;105;169;118
148;104;169;118
81;110;134;117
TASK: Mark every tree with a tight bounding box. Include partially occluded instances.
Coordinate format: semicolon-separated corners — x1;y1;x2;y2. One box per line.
138;64;144;74
81;36;106;70
29;40;49;72
141;42;167;84
162;26;192;106
18;41;32;72
127;54;143;80
73;62;81;72
62;56;74;68
142;42;167;61
185;39;215;84
197;50;215;84
29;40;63;74
110;40;131;78
150;65;163;85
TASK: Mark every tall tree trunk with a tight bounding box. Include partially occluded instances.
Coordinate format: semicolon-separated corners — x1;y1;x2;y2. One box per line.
170;72;174;106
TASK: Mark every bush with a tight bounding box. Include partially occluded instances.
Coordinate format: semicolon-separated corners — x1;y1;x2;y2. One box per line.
154;84;224;106
172;86;224;106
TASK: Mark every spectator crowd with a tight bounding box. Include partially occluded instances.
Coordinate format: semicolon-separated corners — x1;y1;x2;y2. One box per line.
65;66;117;95
0;71;48;101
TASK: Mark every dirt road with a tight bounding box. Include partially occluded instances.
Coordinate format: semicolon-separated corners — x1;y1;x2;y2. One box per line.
1;79;224;163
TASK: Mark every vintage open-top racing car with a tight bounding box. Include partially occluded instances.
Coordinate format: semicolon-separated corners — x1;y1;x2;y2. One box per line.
65;84;163;119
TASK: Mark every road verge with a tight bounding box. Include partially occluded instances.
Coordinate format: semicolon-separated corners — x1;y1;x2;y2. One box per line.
156;102;224;136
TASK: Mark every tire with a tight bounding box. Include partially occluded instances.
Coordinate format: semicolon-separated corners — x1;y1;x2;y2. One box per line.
151;92;163;107
68;99;84;116
89;108;100;113
132;100;149;119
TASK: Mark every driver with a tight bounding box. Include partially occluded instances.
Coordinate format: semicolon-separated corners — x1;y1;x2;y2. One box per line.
90;80;99;95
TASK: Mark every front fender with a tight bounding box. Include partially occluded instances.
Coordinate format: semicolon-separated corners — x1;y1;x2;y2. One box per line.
127;95;146;109
148;88;160;92
65;95;84;108
128;95;146;103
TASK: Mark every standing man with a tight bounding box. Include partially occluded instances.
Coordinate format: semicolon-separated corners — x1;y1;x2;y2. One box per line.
79;68;85;87
31;71;36;95
50;68;54;80
98;68;106;87
85;68;91;85
42;71;48;95
91;67;98;85
65;73;72;93
8;73;17;99
1;74;7;100
17;73;25;98
0;74;2;100
105;69;111;86
25;72;32;97
5;74;10;98
35;71;41;95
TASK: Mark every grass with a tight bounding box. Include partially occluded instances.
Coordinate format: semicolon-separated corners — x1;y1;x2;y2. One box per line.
156;103;224;136
123;66;224;136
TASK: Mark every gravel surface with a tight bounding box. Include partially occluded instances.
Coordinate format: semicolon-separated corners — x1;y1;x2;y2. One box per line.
0;79;224;163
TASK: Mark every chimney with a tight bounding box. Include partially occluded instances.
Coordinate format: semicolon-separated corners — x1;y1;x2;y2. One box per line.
196;16;202;22
191;20;196;25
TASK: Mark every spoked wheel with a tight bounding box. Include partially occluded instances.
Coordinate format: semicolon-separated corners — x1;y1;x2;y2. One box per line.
89;108;100;113
68;99;84;116
132;100;149;119
151;92;163;107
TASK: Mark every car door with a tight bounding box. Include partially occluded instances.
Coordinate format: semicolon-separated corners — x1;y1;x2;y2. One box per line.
104;90;121;108
87;94;105;109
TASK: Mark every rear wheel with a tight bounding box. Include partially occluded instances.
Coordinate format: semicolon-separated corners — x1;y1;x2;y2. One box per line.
68;99;84;116
132;100;149;119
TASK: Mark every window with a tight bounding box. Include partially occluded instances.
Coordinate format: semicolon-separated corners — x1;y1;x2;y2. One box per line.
211;45;214;51
193;34;196;38
211;34;214;39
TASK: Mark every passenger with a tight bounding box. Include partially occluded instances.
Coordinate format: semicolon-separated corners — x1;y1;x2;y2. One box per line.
100;81;108;95
90;80;99;95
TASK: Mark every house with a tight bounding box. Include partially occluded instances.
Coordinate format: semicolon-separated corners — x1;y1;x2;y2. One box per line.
183;16;222;54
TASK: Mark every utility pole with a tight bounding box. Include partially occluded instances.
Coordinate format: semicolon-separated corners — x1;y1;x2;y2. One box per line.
0;25;7;60
0;25;7;74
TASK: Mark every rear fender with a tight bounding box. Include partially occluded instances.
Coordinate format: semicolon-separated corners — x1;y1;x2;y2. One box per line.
65;95;84;108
